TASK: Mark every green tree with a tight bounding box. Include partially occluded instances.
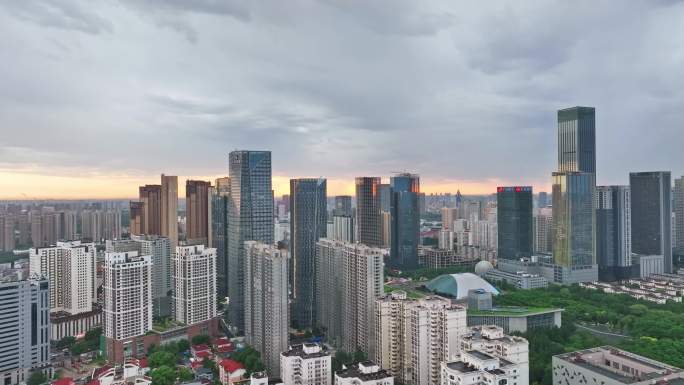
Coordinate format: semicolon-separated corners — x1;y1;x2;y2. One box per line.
178;367;194;382
56;336;76;350
176;339;190;353
27;371;47;385
191;334;211;345
149;351;177;368
150;366;176;385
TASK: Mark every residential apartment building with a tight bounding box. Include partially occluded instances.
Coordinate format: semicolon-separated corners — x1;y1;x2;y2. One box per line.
173;244;217;326
280;343;331;385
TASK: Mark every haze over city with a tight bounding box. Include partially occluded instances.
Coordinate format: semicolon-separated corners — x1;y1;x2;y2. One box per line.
2;1;684;198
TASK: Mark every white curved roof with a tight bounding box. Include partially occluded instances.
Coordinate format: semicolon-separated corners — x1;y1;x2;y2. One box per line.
426;272;500;299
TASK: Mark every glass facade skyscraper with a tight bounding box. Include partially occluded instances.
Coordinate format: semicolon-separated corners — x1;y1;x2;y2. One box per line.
595;186;632;281
212;177;230;298
355;177;382;247
558;107;596;173
630;171;672;273
389;173;420;269
496;186;533;260
227;151;273;332
289;178;327;329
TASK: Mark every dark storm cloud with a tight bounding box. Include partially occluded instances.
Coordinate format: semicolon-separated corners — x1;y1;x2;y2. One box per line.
1;0;684;191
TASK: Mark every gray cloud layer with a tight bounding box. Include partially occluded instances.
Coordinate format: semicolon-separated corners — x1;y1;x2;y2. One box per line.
1;0;683;188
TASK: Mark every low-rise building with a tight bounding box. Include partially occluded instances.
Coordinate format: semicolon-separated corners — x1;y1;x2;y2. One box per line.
484;268;548;289
335;361;393;385
552;346;684;385
466;291;562;334
440;350;525;385
280;343;331;385
219;359;246;385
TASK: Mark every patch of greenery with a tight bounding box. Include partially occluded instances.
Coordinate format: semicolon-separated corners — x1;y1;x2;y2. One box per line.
191;334;211;346
231;346;265;374
71;328;102;355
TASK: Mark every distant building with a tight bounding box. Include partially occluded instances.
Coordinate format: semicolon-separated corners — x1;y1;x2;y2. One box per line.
129;201;145;236
335;361;393;385
389;173;420;269
334;195;353;217
596;186;633;281
441;207;458;230
280;343;331;385
355;177;382;247
212;177;230;298
161;174;179;250
557;106;596;174
0;277;50;385
173;244;217;326
484;269;548;289
331;215;354;243
244;242;289;377
675;176;684;252
553;346;684;385
496;186;533;260
533;208;553;254
0;214;15;251
186;180;212;246
139;184;162;235
630;172;672;273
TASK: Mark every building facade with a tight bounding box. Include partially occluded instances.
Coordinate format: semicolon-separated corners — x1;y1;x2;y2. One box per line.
280;343;331;385
595;186;632;281
389;173;420;269
173;244;217;326
186;180;212;245
630;172;672;273
139;184;162;235
496;186;533;260
355;177;382;247
160;174;179;250
335;361;394;385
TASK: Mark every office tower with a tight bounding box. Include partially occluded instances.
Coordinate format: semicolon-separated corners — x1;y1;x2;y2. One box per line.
29;240;96;315
533;208;553;254
557;107;596;173
496;186;533;260
374;292;467;385
630;172;672;273
0;277;50;385
139;184;162;235
161;174;179;249
595;186;632;281
228;151;274;331
332;215;354;243
674;176;684;251
280;343;331;385
103;251;153;341
0;214;15;251
389;173;420;269
552;172;597;283
186;180;212;245
538;191;549;208
173;244;217;325
129;234;172;317
459;326;529;385
129;201;145;236
381;211;391;248
244;242;289;377
335;362;394;385
334;195;353;217
379;183;391;213
316;239;383;357
441;207;457;230
212;177;230;298
289;178;327;329
355;177;381;247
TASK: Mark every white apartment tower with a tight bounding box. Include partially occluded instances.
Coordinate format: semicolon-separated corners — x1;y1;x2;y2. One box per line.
374;293;467;385
459;326;529;385
244;242;289;377
103;251;153;340
316;239;383;358
29;240;96;314
280;343;332;385
335;361;394;385
173;244;217;325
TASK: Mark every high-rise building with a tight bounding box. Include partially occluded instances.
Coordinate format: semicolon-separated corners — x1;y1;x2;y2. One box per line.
173;244;217;325
441;207;458;230
280;343;331;385
533;208;553;254
316;239;383;358
128;234;173;317
30;211;59;247
161;174;179;250
29;240;96;315
81;210;122;242
374;292;467;385
139;184;162;235
0;277;50;385
228;151;274;331
595;186;633;281
552;172;597;283
496;186;533;260
557;107;596;174
129;201;145;236
331;215;354;243
103;251;153;354
212;177;230;298
630;172;672;273
0;214;15;251
244;242;289;377
381;211;391;248
379;183;391;213
186;180;212;245
334;195;353;217
674;176;684;252
289;178;327;329
355;177;381;247
389;173;420;269
538;191;549;208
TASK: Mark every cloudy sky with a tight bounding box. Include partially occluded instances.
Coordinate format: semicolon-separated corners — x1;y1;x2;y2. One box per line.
1;0;683;199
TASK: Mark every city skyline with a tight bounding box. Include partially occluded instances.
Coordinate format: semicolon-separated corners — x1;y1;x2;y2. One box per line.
2;2;684;199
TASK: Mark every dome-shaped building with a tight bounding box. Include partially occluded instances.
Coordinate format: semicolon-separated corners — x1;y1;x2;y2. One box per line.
425;272;500;300
474;260;494;276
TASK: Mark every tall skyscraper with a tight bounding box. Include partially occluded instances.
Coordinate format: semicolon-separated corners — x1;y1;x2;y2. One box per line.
557;107;596;173
595;186;632;281
139;184;162;235
389;173;420;269
0;277;50;385
379;183;391;213
212;177;230;298
316;239;383;358
0;214;15;251
173;244;217;325
496;186;533;260
289;178;327;329
355;177;382;247
186;180;212;245
244;242;289;377
441;207;458;230
228;150;274;331
334;195;353;217
551;106;597;284
630;172;672;273
538;191;549;208
674;176;684;252
533;208;553;254
129;201;145;236
161;174;179;250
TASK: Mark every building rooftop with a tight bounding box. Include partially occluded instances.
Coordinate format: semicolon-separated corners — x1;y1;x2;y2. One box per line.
336;362;392;381
468;306;563;317
445;361;478;373
281;343;330;359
